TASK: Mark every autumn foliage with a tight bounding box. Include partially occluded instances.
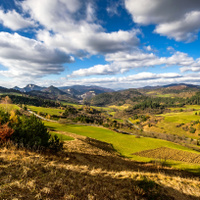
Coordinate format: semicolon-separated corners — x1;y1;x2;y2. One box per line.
0;123;14;142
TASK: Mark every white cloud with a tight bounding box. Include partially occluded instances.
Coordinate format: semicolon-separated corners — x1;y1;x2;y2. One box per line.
155;11;200;42
37;29;140;55
145;45;152;51
124;0;200;42
21;0;81;31
68;51;199;77
167;46;175;53
0;9;35;30
19;0;140;56
0;32;74;79
106;0;122;16
51;71;200;89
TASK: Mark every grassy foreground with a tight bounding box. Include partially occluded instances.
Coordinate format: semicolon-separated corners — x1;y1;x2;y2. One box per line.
50;131;74;141
44;121;200;173
0;135;200;200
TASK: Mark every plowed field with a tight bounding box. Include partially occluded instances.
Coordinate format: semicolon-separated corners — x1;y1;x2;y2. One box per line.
134;147;200;164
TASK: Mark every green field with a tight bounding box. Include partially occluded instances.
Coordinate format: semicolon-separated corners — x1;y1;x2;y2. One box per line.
28;106;64;116
151;110;200;139
0;103;20;112
0;93;22;96
61;102;82;108
159;111;200;123
156;94;174;98
44;121;200;172
50;132;74;141
169;105;200;111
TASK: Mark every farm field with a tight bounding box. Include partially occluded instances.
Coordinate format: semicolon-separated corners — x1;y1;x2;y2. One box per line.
60;101;82;108
108;104;131;110
144;110;200;139
155;93;174;98
169;105;200;111
0;93;22;96
0;103;20;111
134;147;200;164
61;101;130;113
27;105;64;116
44;121;200;173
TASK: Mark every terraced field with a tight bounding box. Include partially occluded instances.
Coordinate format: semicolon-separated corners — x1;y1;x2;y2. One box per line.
134;147;200;164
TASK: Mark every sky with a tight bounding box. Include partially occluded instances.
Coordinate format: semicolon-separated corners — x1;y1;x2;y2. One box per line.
1;0;200;89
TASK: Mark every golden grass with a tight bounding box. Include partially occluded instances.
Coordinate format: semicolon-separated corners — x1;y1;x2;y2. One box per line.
0;134;200;199
134;147;200;164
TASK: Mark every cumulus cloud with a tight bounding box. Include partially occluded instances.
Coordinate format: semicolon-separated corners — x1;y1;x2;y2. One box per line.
37;29;140;55
145;45;152;51
19;0;140;56
0;9;35;30
155;11;200;42
68;51;199;77
55;71;200;89
0;32;74;78
106;0;122;16
124;0;200;42
0;0;142;85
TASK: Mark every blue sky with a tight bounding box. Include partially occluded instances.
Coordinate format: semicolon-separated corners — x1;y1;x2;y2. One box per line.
1;0;200;89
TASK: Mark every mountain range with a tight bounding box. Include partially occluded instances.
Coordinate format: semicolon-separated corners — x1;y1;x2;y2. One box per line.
0;83;200;104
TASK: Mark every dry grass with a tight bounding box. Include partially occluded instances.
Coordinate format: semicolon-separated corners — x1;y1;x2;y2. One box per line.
0;134;200;200
134;147;200;164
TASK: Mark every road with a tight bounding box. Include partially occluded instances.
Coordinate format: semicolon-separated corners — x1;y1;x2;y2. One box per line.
28;110;57;123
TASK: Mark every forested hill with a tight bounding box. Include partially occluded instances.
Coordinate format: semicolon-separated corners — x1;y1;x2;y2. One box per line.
90;84;200;107
90;89;143;106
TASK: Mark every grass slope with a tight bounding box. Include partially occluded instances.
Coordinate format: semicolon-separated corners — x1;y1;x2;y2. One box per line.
0;103;20;112
1;136;200;200
27;105;64;116
145;110;200;139
44;122;200;173
50;131;74;141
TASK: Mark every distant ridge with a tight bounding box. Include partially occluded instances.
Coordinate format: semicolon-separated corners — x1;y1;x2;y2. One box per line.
42;85;66;95
13;84;46;93
138;83;200;90
162;83;199;88
0;86;21;94
59;85;114;94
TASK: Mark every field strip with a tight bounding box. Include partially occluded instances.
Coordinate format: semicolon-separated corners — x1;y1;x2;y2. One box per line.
134;147;200;164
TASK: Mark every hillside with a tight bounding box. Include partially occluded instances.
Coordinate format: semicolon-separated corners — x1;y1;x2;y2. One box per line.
0;86;21;94
42;85;67;96
10;84;114;102
91;88;143;106
89;83;200;107
59;85;114;94
14;84;46;93
138;83;200;98
1;133;200;200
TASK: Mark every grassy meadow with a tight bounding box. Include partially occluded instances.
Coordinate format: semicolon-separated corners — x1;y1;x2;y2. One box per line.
27;105;64;116
44;121;200;173
1;103;200;199
0;103;20;112
1;136;200;199
144;109;200;139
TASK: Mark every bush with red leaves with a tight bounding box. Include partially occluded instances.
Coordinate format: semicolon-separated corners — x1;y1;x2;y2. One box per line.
0;123;14;142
